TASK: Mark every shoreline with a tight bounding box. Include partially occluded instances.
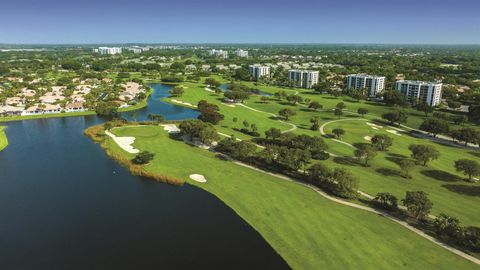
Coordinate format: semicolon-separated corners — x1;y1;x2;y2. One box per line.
0;126;8;151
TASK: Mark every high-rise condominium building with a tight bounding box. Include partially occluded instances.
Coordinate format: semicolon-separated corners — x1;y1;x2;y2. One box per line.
249;64;270;81
347;74;385;97
236;49;248;57
288;70;319;89
97;47;122;55
395;80;443;106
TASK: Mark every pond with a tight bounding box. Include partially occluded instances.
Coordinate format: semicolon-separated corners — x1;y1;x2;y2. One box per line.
0;84;289;269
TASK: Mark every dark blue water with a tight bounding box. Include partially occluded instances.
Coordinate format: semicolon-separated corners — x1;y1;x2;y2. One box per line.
121;83;200;121
0;84;289;270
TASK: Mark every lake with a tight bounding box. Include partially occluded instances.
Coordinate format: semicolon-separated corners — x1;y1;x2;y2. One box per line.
0;84;290;269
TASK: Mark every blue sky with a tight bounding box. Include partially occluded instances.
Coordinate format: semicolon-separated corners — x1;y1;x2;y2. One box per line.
0;0;479;44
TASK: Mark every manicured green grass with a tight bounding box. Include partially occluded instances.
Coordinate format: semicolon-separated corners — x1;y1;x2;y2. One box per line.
322;119;480;226
105;125;478;270
0;126;8;151
167;80;480;226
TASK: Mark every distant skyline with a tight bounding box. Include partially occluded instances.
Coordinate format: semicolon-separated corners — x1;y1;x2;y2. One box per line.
1;0;479;44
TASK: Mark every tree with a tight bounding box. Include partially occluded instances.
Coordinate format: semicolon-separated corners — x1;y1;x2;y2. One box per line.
357;108;369;117
242;120;249;129
402;191;433;221
204;78;220;88
354;144;378;166
131;151;155;164
399;159;416;179
308;101;322;111
452;127;479;146
416;103;434;117
454;159;480;182
382;110;408;126
170;62;185;71
95;101;118;117
447;101;462;110
279;108;296;120
461;226;480;252
197;100;224;124
148;113;165;123
179;119;219;145
419;118;450;137
334;108;343;118
408;144;439;166
336;102;346;110
260;96;269;103
265;128;282;141
169;86;184;97
310;116;320;131
332;128;345;139
286;94;303;105
434;213;461;238
370;134;393;151
331;168;359;199
450;115;467;125
468;105;480;123
383;90;408;107
373;192;398;211
230;141;257;160
307;163;332;185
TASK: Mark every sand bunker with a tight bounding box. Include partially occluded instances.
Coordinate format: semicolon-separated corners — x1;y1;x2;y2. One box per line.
364;136;372;141
387;129;402;136
162;124;180;134
105;130;139;154
171;99;195;107
366;122;383;129
189;174;207;183
205;87;215;93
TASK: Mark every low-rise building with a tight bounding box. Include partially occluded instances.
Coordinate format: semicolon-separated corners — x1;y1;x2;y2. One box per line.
288;70;319;89
395;80;443;106
65;102;85;112
346;74;386;97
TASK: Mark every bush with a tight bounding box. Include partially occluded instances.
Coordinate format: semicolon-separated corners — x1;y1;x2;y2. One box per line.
131;151;155;164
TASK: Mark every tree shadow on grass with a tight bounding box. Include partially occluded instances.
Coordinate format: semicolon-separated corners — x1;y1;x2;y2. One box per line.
421;169;463;182
376;168;400;177
469;151;480;158
442;184;480;197
333;156;359;166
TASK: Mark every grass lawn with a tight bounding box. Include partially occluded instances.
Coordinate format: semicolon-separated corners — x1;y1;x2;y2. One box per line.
0;126;8;151
322;118;480;226
98;125;478;270
166;79;480;226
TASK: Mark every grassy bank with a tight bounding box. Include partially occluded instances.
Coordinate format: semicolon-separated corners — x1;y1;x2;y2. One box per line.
0;126;8;151
0;111;97;123
89;124;478;270
84;125;184;186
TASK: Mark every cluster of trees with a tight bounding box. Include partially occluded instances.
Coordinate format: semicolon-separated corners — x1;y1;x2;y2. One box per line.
223;82;252;103
233;118;260;137
95;101;118;117
419;116;480;147
307;163;359;198
197;100;224;124
178;119;220;145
